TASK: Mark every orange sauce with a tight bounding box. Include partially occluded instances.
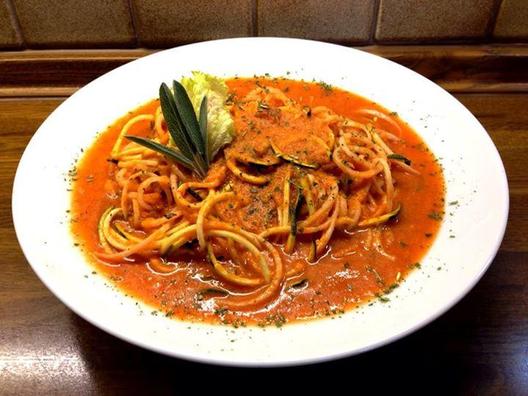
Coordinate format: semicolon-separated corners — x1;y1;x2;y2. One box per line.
71;78;444;327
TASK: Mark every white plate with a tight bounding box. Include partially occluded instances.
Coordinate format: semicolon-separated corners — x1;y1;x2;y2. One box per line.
12;38;508;366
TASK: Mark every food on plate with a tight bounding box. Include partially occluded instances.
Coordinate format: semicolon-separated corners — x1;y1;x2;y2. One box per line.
71;72;444;326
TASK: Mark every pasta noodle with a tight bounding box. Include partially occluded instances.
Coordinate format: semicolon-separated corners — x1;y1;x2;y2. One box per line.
72;76;444;326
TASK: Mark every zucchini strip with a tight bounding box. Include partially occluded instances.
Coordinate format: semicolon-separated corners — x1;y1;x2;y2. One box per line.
270;139;319;169
207;230;270;282
358;204;401;227
285;184;303;254
301;176;317;261
111;114;155;157
207;244;264;287
98;207;116;253
112;222;142;244
282;166;291;227
158;224;197;254
217;241;283;310
387;153;411;166
226;158;269;185
196;191;235;250
242;154;280;166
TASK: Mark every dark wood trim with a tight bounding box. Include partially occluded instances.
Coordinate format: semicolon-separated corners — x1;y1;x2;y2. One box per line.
370;45;528;90
1;45;527;97
0;49;149;90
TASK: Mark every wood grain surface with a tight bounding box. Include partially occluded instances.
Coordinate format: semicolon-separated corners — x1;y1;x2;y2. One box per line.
1;45;528;96
0;48;527;395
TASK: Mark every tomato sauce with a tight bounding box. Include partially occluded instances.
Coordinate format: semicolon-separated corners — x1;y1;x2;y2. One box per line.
71;78;444;327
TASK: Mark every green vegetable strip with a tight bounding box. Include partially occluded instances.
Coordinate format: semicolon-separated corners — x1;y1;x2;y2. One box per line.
270;139;319;169
126;73;233;179
124;135;194;168
199;96;209;166
286;184;303;253
159;83;195;161
172;80;205;157
359;204;401;227
387;153;411;166
301;176;317;261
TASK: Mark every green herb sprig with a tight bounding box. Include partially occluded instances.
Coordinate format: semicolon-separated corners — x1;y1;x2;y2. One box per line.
125;81;209;178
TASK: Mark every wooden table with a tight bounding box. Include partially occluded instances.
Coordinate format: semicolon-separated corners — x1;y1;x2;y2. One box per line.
1;47;527;394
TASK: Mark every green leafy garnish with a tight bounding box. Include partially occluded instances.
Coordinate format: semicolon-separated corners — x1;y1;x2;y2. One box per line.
181;72;235;161
125;135;193;168
161;80;207;177
125;72;234;178
199;96;209;165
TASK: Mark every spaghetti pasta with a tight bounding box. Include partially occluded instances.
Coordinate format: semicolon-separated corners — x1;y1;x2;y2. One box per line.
71;76;444;326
